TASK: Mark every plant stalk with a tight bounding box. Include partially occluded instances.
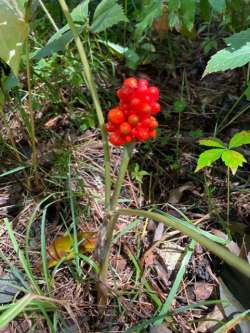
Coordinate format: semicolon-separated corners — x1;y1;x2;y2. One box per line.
57;0;111;209
26;39;38;178
117;208;250;279
97;145;133;304
226;167;230;228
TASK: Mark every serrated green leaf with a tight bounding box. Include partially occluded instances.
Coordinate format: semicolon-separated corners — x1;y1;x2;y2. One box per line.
90;0;128;33
208;0;226;13
199;137;225;148
203;28;250;76
229;131;250;148
32;1;89;60
195;148;224;172
180;0;196;32
221;150;247;175
0;0;29;76
134;0;162;39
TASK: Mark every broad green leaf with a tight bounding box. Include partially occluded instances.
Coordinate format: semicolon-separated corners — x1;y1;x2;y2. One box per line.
199;137;225;148
180;0;196;31
208;0;226;13
229;131;250;148
203;28;250;76
90;0;128;33
32;28;83;60
221;150;247;175
134;0;163;39
195;148;224;172
0;0;29;76
200;0;211;21
32;0;89;60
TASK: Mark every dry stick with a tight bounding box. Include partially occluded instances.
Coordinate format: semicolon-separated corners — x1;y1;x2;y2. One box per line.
117;208;250;279
57;0;111;210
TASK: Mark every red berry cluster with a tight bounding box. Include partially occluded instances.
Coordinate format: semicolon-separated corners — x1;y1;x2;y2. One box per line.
105;77;160;146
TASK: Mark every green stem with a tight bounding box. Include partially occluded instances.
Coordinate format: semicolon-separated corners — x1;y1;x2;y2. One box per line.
226;167;230;228
38;0;59;32
117;208;250;279
58;0;111;209
98;145;133;302
26;38;38;183
111;145;133;209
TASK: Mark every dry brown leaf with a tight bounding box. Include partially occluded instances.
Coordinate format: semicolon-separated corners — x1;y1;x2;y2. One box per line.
168;182;194;204
194;282;214;301
197;305;224;332
44;115;62;129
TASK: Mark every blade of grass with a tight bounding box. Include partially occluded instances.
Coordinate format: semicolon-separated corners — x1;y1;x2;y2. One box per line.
0;166;27;178
155;239;196;325
214;310;250;333
117;208;250;278
156;207;228;245
0;293;35;329
4;219;41;295
67;157;81;277
113;219;141;243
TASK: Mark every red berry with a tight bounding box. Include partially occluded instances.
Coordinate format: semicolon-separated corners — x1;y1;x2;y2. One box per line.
141;118;151;128
151;102;160;114
136;128;150;141
105;122;116;132
123;77;138;89
140;102;152;115
149;129;157;138
109;132;125;146
125;135;133;143
120;122;132;135
138;79;149;87
128;114;139;126
148;86;159;101
130;97;141;111
135;85;148;99
108;108;125;125
149;116;158;129
117;86;133;101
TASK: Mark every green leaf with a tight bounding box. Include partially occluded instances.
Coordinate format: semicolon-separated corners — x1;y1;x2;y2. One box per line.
244;83;250;101
203;28;250;76
229;131;250;148
173;100;186;113
221;150;247;175
0;294;35;329
200;0;211;21
97;39;128;55
32;1;89;60
180;0;196;31
32;27;83;60
195;148;224;172
0;0;29;76
199;137;225;148
134;0;163;39
208;0;226;13
90;0;128;33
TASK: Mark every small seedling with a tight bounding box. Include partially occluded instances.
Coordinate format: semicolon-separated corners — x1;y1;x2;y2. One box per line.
195;131;250;174
195;130;250;226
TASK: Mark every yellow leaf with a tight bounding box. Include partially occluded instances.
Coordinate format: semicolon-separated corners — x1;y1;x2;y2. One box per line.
46;231;97;268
